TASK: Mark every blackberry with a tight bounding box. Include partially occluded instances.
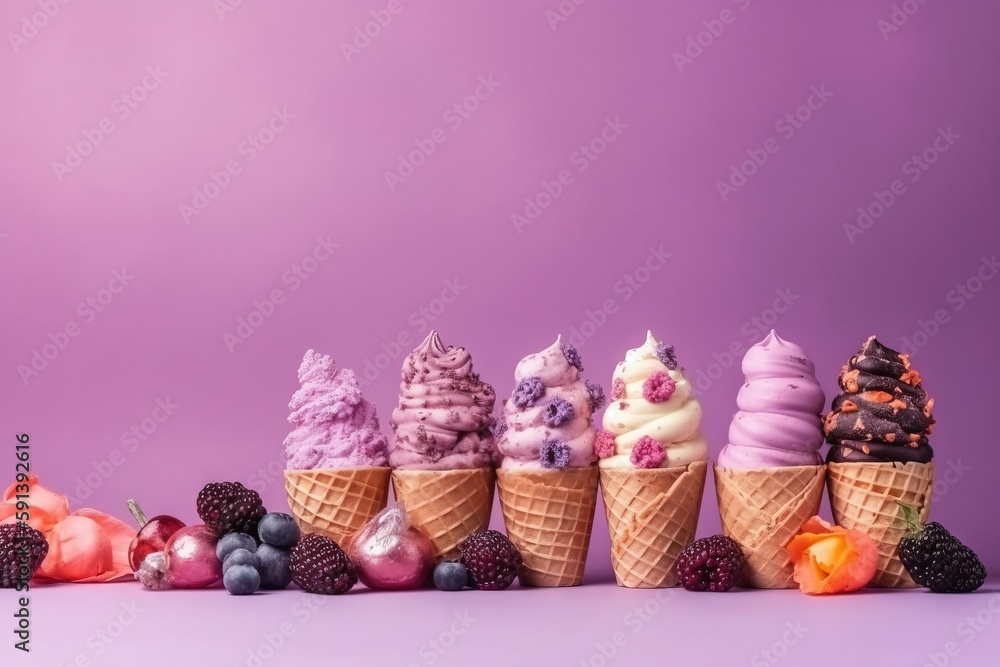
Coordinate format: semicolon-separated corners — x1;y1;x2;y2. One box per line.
0;522;48;588
897;504;986;593
196;481;267;537
675;535;745;592
289;534;357;595
459;530;522;590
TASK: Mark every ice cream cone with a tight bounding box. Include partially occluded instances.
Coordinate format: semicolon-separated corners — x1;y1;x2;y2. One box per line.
391;467;495;560
284;467;390;546
827;461;934;588
599;459;707;588
714;464;825;589
495;466;598;587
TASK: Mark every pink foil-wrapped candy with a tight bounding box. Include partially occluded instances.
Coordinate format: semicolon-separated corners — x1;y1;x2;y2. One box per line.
349;504;434;590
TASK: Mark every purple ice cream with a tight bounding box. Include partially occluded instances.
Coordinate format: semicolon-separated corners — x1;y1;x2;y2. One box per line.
717;331;825;468
389;331;496;470
284;349;389;469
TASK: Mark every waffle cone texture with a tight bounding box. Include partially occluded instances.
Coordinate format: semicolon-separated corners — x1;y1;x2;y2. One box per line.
599;459;708;588
391;467;495;560
284;467;390;547
827;461;934;588
496;466;598;587
714;464;826;589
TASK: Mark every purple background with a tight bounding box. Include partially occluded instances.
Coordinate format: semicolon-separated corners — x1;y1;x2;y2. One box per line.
2;1;1000;664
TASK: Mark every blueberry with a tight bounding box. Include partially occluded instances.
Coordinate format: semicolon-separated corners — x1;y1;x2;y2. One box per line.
257;513;301;549
256;544;292;589
433;561;468;591
223;548;260;574
224;564;260;596
217;532;257;562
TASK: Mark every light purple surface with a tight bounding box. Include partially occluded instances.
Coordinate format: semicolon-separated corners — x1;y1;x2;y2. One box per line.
2;0;999;663
23;580;1000;666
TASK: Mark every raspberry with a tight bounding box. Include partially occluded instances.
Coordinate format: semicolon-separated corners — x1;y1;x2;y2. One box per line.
0;522;48;588
642;372;676;403
897;506;986;593
594;430;617;459
289;533;358;595
459;530;522;590
196;481;267;537
675;535;745;592
630;436;665;469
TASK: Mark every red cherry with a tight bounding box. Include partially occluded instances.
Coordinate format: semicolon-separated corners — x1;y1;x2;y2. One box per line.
129;515;186;572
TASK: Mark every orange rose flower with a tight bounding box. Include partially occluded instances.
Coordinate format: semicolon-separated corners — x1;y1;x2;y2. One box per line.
0;475;135;583
786;516;878;594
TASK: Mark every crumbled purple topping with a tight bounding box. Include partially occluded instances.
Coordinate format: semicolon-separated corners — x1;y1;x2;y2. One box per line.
512;376;545;409
656;342;679;370
540;439;571;469
490;417;508;441
586;380;606;413
542;397;575;427
561;343;583;372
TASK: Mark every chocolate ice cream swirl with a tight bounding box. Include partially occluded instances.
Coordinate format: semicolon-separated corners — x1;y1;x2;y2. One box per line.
824;336;935;464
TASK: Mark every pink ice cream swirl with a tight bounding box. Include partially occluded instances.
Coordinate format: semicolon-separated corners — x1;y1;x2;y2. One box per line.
717;330;826;469
496;336;605;470
389;331;496;470
284;349;389;470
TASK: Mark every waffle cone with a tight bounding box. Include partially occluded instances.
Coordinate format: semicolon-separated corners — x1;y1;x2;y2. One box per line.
390;468;495;560
284;467;390;546
714;464;826;589
599;459;707;588
827;461;934;588
495;466;598;587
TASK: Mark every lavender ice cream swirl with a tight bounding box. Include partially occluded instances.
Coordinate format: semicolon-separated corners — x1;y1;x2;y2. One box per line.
284;349;389;469
717;331;826;468
389;331;496;470
496;336;604;470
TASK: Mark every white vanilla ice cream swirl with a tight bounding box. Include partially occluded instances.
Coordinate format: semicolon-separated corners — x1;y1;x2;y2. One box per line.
600;331;709;469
